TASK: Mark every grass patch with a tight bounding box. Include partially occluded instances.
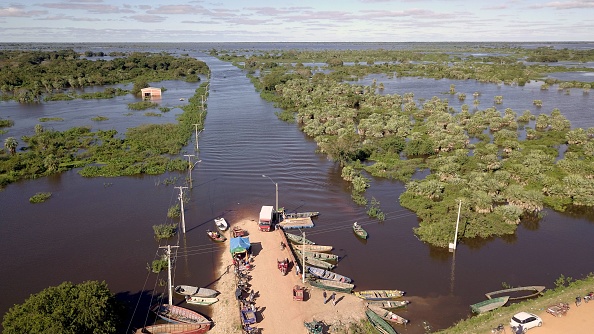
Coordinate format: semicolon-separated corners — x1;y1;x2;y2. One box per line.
153;224;177;240
29;192;52;203
39;117;64;122
128;101;158;110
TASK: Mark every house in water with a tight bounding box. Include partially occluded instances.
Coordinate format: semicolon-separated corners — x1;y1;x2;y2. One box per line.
140;87;162;99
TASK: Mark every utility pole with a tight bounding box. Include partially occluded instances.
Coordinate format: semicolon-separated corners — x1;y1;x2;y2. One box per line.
302;231;306;283
159;244;179;306
175;186;189;233
449;200;462;252
184;154;195;187
192;124;202;151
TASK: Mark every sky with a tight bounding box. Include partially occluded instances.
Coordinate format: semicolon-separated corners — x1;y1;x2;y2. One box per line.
1;0;594;43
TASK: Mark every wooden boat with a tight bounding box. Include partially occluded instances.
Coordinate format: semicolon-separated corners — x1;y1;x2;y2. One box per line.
307;267;352;283
295;249;338;262
485;285;545;301
354;289;405;300
174;285;219;298
352;222;368;239
134;323;210;334
214;217;228;231
185;295;218;305
284;211;319;219
151;304;211;325
206;229;226;242
367;300;410;309
470;296;509;314
308;278;354;293
365;309;398;334
367;304;409;325
298;253;335;270
296;244;333;252
285;232;316;245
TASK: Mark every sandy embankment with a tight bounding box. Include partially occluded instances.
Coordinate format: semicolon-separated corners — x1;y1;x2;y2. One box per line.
208;219;366;334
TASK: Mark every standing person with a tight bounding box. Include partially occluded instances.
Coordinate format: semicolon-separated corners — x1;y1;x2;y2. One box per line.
331;292;336;306
295;264;300;276
323;290;327;304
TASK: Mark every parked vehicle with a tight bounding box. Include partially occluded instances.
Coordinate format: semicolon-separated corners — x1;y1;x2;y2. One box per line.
510;312;542;331
258;206;274;231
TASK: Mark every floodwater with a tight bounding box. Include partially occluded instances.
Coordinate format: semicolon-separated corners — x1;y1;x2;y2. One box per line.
1;45;594;333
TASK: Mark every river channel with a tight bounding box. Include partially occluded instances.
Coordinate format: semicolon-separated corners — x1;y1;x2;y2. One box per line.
1;44;594;333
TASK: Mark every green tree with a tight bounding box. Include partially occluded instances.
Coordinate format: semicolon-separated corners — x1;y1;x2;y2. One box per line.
4;136;17;155
2;281;123;334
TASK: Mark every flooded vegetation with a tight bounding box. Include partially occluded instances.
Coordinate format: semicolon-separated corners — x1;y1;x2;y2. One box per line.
1;43;593;333
216;45;594;247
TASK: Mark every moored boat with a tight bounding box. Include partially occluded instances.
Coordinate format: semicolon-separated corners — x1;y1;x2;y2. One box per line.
174;285;220;298
206;229;226;242
298;253;335;270
308;278;354;293
296;244;333;252
354;289;405;300
185;295;218;306
485;285;545;301
151;304;211;325
367;304;409;325
285;232;316;245
470;296;510;314
285;211;319;219
295;249;339;262
352;222;368;239
367;300;410;309
134;323;210;334
214;217;228;231
307;266;352;283
365;309;398;334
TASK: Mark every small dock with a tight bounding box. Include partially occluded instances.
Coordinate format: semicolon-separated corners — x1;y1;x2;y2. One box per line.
278;217;314;229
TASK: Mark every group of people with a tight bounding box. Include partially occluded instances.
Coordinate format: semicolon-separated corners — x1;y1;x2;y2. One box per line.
322;291;337;306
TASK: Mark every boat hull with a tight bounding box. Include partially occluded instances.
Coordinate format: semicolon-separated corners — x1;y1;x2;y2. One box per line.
367;304;409;325
152;304;211;325
308;278;354;293
174;286;219;298
470;296;510;314
307;267;352;283
185;295;218;305
214;218;228;231
354;289;405;300
285;232;316;245
367;300;410;309
135;323;210;334
485;285;545;301
366;309;398;334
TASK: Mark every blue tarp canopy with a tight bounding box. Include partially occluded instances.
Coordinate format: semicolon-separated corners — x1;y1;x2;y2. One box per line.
230;237;251;255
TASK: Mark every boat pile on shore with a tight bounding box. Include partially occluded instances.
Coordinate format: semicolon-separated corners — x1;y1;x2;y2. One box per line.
284;231;410;333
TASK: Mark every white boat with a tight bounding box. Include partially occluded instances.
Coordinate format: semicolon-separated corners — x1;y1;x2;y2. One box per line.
214;217;228;231
174;285;219;298
185;295;218;306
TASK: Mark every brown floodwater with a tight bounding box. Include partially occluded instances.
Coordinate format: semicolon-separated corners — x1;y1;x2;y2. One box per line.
1;47;594;333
